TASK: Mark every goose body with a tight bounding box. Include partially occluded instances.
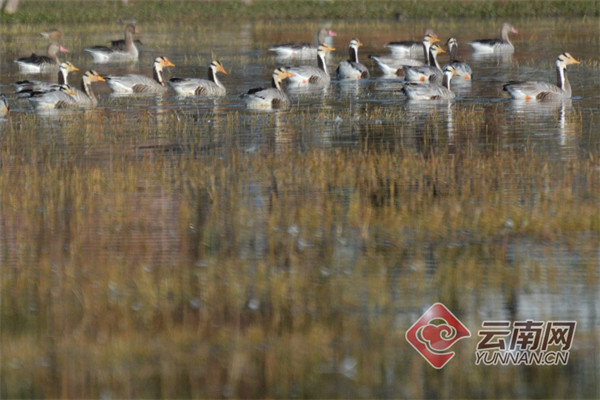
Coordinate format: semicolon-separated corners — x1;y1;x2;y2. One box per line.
105;56;175;94
369;54;423;77
14;42;69;73
404;43;446;83
402;65;459;100
503;53;580;101
286;44;335;87
85;25;140;63
386;29;438;59
168;60;228;96
336;39;369;80
269;28;336;60
14;61;79;97
470;22;518;54
444;38;472;80
243;68;294;110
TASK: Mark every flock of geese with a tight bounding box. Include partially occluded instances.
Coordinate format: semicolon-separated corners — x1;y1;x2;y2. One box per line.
0;22;581;115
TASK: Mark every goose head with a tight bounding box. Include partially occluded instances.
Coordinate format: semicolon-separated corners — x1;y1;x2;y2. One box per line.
317;28;337;44
125;24;140;35
556;52;580;68
83;70;106;83
446;37;458;51
429;43;446;57
349;39;363;51
501;22;519;36
60;61;79;73
59;84;77;96
272;67;294;89
154;56;176;71
210;60;228;75
442;65;460;78
423;32;440;46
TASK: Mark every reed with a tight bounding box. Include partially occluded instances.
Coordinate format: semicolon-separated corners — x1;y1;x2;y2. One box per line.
1;105;598;397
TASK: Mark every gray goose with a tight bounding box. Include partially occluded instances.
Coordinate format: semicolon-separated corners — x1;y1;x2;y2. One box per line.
14;42;69;73
470;22;518;54
85;24;140;63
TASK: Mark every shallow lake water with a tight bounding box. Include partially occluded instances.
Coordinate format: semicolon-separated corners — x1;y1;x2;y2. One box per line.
0;17;599;398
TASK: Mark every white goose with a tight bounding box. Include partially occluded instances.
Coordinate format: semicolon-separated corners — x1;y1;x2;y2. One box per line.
386;29;438;59
242;67;294;110
503;53;580;101
370;34;440;78
402;65;460;100
336;39;369;80
105;56;175;94
470;22;518;54
269;27;337;60
14;42;69;73
14;61;79;97
444;38;472;80
169;60;228;96
85;24;140;63
285;44;335;88
404;43;446;83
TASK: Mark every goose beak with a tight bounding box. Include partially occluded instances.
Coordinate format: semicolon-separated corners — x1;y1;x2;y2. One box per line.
329;30;337;37
511;27;519;34
163;58;175;67
286;71;295;78
96;75;106;82
438;48;447;54
220;65;228;75
72;66;80;72
59;46;69;53
571;57;581;65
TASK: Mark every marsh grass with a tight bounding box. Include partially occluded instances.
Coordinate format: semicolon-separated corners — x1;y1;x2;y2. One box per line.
0;1;598;24
1;105;598;397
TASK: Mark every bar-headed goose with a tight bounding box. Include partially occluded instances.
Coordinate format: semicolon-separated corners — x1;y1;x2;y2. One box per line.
402;65;460;100
285;44;335;88
370;33;440;78
470;22;518;54
443;38;472;80
14;42;69;73
105;56;175;94
85;24;140;63
66;70;106;108
404;43;446;83
336;39;369;80
28;84;78;110
503;53;580;101
14;61;79;97
386;29;438;60
242;67;294;110
269;27;337;60
168;60;228;97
